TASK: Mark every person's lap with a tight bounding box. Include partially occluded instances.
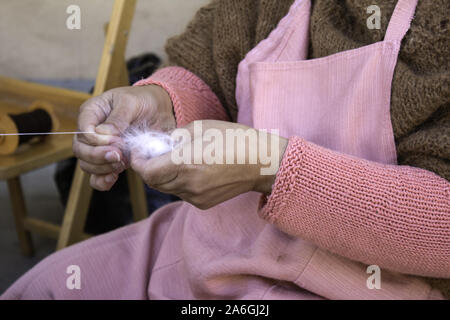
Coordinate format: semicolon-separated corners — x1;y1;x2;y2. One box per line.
1;201;182;300
2;194;321;300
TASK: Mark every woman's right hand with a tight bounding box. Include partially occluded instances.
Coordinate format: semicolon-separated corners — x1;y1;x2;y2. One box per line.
73;85;176;191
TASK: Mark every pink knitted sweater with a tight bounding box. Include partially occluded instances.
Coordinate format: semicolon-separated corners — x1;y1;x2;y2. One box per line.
135;66;450;279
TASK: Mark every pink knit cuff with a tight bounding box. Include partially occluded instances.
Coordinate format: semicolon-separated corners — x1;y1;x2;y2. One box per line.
134;66;229;127
259;137;305;223
259;136;450;278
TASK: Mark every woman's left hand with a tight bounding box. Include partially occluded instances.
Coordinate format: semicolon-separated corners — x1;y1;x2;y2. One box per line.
131;120;288;210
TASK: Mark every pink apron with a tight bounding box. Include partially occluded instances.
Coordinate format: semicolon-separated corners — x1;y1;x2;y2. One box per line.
2;0;441;300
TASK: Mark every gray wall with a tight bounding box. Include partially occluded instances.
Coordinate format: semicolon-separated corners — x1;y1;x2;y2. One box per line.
0;0;209;80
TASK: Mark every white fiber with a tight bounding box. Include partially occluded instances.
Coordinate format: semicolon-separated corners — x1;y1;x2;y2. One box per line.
122;126;175;160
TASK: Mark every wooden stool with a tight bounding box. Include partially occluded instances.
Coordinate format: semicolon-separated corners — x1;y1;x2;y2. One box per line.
0;0;148;256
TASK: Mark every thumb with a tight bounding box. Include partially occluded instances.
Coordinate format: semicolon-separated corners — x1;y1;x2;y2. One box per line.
96;96;138;136
131;152;178;187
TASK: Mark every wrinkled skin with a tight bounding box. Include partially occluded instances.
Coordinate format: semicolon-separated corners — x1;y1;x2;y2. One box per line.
73;85;175;191
74;85;287;209
131;120;288;209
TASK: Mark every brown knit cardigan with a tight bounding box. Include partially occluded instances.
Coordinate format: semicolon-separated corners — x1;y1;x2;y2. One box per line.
162;0;449;297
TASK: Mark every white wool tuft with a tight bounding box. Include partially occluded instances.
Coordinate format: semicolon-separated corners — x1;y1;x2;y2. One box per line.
122;126;175;160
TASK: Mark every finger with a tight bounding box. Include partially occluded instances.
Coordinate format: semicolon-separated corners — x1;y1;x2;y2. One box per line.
77;95;117;146
131;152;179;187
73;140;124;165
95;93;140;136
89;173;118;191
79;160;125;175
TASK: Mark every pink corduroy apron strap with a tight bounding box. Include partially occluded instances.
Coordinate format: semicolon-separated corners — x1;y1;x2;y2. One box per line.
384;0;418;42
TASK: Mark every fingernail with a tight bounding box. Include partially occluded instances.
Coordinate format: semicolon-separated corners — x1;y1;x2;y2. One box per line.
105;151;120;163
105;174;115;184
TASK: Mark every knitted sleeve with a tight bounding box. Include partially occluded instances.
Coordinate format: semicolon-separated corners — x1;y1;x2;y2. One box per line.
260;136;450;278
134;66;229;127
163;0;235;121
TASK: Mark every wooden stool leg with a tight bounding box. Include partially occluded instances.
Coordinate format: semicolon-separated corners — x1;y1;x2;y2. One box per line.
127;169;149;222
7;177;34;256
56;0;137;249
56;163;93;250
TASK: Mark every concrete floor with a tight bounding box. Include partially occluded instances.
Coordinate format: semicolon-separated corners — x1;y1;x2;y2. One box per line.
0;164;62;293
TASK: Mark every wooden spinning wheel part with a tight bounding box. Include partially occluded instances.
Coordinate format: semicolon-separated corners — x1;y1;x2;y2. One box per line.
29;100;61;133
0;101;60;155
0;113;19;155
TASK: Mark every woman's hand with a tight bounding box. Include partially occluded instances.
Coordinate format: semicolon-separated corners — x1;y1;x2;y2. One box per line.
131;120;288;210
73;85;176;191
